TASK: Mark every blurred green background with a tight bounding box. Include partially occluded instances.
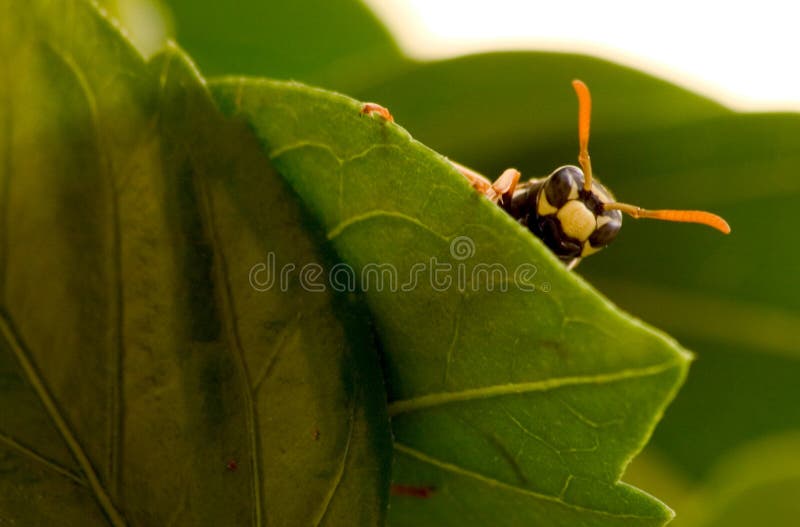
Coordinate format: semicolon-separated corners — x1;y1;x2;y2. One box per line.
113;0;800;524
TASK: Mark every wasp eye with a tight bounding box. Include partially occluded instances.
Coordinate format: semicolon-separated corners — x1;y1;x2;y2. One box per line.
544;166;583;209
589;211;623;248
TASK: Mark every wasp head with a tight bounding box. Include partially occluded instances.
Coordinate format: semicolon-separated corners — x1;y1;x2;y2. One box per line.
530;165;622;262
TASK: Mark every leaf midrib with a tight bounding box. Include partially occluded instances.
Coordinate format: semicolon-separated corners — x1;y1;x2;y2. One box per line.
388;360;681;416
164;50;265;526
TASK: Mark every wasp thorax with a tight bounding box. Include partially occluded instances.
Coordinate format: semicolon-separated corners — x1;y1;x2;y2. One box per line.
530;165;622;262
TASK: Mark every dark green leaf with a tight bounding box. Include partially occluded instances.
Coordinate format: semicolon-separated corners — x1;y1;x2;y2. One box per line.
354;52;729;175
0;2;390;525
163;0;407;91
211;77;691;526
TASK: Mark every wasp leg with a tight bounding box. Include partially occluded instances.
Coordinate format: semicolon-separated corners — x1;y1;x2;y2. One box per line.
487;168;521;207
449;161;521;205
360;102;394;122
449;160;493;193
566;258;581;271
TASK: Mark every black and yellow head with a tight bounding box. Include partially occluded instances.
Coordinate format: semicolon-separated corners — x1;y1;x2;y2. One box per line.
501;80;729;267
531;165;622;262
523;80;729;266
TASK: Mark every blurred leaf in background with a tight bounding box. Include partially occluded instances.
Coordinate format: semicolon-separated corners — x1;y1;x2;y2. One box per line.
161;0;408;91
675;432;800;527
99;0;174;56
624;432;800;527
353;52;730;170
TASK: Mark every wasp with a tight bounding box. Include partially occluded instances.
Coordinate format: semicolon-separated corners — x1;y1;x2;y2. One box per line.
362;80;730;269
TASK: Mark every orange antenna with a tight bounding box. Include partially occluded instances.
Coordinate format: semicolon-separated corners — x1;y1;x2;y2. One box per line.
572;79;593;191
604;202;731;234
572;79;730;235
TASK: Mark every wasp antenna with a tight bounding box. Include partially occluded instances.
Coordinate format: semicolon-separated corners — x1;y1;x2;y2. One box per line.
572;79;594;191
604;202;731;234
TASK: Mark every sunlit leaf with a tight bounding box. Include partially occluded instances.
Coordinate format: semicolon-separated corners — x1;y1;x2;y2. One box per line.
212;78;691;526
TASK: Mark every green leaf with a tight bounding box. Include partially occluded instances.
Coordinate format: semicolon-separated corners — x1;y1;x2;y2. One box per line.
211;78;692;526
162;0;407;91
358;51;800;479
0;1;390;525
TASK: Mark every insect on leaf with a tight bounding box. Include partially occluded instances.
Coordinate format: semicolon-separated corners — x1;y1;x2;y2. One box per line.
211;78;693;526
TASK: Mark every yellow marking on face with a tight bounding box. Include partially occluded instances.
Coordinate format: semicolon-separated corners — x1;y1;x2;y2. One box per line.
581;241;603;257
557;200;596;241
537;190;559;216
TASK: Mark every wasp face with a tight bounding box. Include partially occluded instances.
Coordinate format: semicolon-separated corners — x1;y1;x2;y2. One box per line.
529;165;623;262
454;80;728;267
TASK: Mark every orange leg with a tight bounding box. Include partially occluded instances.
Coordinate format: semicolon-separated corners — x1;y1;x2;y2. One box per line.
449;160;492;193
487;168;521;207
449;161;520;205
360;102;394;122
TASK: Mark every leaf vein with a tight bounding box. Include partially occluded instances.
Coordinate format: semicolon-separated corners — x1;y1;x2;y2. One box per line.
443;300;463;386
394;442;661;520
252;313;302;396
389;360;680;416
0;312;126;526
312;391;356;526
327;210;449;242
193;160;263;527
45;42;126;500
0;431;87;487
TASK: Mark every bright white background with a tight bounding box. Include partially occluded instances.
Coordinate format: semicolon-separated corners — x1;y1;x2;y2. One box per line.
364;0;800;112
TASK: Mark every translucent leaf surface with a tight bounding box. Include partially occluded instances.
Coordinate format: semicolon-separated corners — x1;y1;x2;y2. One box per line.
212;78;692;526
